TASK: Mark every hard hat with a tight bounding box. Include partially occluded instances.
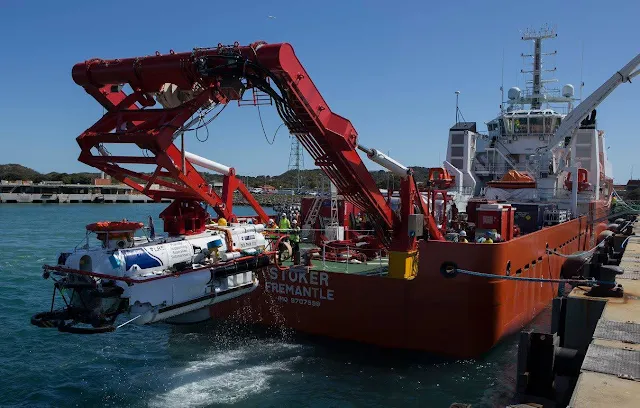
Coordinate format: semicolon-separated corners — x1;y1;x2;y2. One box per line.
459;230;467;237
282;213;287;218
268;218;275;224
218;218;227;226
292;219;298;224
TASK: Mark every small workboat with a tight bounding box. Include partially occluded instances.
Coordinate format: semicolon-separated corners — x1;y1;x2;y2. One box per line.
32;201;279;333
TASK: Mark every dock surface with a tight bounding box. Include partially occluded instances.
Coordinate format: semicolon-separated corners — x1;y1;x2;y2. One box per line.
569;219;640;407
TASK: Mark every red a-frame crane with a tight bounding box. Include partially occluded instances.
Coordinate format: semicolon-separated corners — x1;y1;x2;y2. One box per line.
72;41;444;255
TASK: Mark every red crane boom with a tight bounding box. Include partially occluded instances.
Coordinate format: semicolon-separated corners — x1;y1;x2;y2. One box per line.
72;42;398;242
72;42;449;248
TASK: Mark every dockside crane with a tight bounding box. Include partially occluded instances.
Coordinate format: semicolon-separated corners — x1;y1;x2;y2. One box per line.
72;41;444;278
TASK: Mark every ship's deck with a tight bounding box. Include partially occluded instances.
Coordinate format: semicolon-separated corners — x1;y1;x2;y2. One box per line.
281;243;389;276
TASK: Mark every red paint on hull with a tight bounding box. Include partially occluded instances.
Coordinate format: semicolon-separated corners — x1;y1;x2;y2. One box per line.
210;207;607;358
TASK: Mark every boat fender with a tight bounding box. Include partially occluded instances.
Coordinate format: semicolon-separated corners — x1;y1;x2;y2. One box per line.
221;251;241;262
440;261;459;279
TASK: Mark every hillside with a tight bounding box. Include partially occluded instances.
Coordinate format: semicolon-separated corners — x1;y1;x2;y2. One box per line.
1;163;432;191
0;164;100;185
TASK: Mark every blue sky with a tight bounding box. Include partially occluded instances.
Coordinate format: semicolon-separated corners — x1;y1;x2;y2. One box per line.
0;0;638;182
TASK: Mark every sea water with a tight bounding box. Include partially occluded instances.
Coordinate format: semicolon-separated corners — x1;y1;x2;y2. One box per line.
0;204;551;407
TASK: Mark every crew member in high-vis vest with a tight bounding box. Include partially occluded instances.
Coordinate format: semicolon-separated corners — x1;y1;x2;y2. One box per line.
279;213;291;231
266;218;278;240
290;219;301;264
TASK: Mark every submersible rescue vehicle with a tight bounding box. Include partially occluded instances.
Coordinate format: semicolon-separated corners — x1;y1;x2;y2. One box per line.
32;29;639;357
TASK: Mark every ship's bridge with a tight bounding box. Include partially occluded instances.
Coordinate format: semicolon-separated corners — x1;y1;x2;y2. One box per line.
487;109;564;140
473;109;567;181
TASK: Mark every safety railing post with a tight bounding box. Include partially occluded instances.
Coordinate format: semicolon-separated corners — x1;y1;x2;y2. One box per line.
346;245;349;273
322;243;326;269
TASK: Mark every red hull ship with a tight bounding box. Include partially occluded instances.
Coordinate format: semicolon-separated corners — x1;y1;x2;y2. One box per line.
208;29;623;357
212;210;609;358
40;27;637;358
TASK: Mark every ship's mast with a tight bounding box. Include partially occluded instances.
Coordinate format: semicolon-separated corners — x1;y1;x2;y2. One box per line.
520;26;559;109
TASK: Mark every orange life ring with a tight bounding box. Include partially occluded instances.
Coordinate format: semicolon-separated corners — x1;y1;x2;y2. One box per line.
86;221;144;232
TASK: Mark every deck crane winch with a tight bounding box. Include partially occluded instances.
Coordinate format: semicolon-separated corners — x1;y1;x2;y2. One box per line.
71;41;444;279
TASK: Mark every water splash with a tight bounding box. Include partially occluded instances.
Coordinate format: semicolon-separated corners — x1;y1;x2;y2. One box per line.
150;340;302;407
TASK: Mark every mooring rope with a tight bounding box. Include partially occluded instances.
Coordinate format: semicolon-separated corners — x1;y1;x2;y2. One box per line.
450;267;615;286
545;247;599;258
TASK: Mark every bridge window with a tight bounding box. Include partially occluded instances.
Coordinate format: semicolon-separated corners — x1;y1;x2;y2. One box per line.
514;118;528;134
530;117;543;134
503;118;514;134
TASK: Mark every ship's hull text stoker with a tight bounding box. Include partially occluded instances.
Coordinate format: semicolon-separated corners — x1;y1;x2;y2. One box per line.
264;267;334;307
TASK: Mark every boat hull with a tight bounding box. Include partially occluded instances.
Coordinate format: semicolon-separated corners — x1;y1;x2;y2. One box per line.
209;212;607;358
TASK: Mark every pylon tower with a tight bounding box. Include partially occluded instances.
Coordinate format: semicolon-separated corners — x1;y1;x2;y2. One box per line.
288;135;304;190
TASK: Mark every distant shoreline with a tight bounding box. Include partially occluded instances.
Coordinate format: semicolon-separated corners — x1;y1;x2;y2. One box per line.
0;192;303;207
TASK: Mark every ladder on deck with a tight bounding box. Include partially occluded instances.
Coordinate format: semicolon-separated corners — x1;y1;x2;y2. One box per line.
238;80;273;106
302;195;324;239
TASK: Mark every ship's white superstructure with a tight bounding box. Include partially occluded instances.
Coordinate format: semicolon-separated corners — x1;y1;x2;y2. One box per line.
440;27;637;218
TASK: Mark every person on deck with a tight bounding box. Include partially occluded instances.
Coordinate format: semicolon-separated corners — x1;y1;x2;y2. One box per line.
451;203;459;221
266;219;279;241
279;213;291;231
290;219;301;264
